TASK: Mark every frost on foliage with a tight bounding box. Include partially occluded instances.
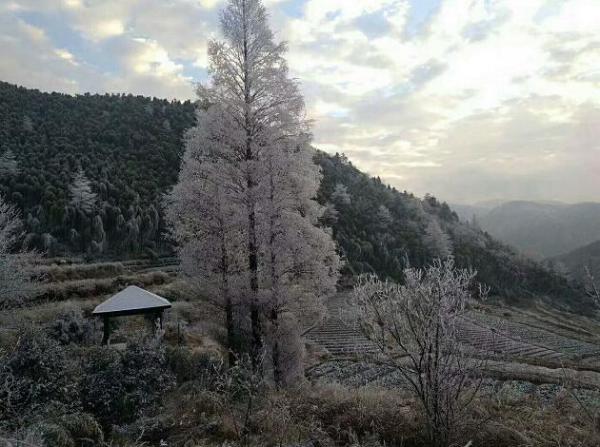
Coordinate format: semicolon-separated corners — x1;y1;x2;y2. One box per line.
331;183;352;206
424;217;453;259
352;260;487;446
69;168;97;214
0;195;37;309
166;0;340;383
0;149;19;177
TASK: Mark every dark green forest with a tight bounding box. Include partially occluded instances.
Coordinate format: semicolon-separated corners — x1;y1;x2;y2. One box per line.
0;81;195;257
0;81;581;304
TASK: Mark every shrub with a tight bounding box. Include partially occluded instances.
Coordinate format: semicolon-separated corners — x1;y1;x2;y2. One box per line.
80;346;125;428
21;412;103;447
45;307;95;345
120;341;176;417
166;346;223;385
81;342;175;429
0;328;79;426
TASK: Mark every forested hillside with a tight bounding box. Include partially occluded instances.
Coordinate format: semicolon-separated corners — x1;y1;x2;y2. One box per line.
317;153;579;304
0;81;583;305
552;240;600;283
0;81;195;257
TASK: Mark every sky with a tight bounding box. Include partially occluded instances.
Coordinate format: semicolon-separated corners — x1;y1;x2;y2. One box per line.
0;0;599;204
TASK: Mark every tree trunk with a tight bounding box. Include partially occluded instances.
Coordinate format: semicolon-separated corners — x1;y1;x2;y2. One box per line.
242;0;263;371
217;188;236;367
246;157;262;368
271;305;282;387
267;158;282;386
225;295;236;366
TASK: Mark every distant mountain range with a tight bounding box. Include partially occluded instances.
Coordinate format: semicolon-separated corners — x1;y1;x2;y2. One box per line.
453;200;600;259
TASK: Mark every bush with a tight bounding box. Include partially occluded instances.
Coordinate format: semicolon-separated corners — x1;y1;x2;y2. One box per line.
0;328;79;426
45;307;95;345
80;342;175;429
120;341;176;417
166;346;223;385
80;347;126;428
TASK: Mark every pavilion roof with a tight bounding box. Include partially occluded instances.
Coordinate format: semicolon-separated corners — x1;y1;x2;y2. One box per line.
92;285;171;316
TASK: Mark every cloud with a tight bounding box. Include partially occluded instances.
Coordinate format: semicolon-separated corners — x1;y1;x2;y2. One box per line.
0;0;598;202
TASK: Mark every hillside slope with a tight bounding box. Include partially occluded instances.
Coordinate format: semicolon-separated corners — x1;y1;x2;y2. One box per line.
455;200;600;258
0;81;585;307
0;81;196;256
317;154;581;306
552;240;600;282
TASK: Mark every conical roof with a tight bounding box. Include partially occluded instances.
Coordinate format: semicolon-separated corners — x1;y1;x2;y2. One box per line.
92;285;171;315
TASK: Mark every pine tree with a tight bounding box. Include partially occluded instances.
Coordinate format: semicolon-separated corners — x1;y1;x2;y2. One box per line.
69;168;97;214
92;215;106;253
0;149;19;177
331;183;352;206
424;217;453;259
167;0;340;382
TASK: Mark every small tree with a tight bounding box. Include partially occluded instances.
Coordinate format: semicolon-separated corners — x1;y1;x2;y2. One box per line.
0;149;19;177
352;259;487;447
424;218;453;259
69;168;97;214
331;183;352;206
586;266;600;308
565;266;600;438
0;195;37;309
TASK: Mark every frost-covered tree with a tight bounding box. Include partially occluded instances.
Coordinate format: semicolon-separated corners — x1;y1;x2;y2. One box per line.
126;216;140;253
0;195;37;309
22;115;33;132
376;204;393;229
352;260;487;447
585;266;599;308
331;183;352;206
0;149;18;177
92;215;106;253
69;168;97;214
165;126;247;365
167;0;340;382
259;142;340;384
424;217;453;259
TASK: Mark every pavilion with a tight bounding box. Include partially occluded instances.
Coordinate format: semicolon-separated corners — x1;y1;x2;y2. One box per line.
92;285;172;344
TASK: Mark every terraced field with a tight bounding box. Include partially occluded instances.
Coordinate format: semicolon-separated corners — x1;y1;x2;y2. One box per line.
305;292;600;387
461;314;600;367
305;294;378;357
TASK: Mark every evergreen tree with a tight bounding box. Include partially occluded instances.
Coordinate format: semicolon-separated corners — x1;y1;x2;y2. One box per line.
69;169;97;215
0;149;19;177
424;217;453;260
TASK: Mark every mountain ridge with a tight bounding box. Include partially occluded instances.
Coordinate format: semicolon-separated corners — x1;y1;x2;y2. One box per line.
0;80;586;308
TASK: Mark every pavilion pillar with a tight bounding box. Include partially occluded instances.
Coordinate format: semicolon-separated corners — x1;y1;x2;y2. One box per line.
102;315;110;345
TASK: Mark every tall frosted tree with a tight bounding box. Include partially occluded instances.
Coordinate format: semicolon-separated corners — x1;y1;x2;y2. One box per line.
167;0;340;383
166;110;247;365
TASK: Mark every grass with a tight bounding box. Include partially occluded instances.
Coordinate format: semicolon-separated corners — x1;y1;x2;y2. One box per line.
33;271;173;303
35;261;126;282
4;257;600;447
